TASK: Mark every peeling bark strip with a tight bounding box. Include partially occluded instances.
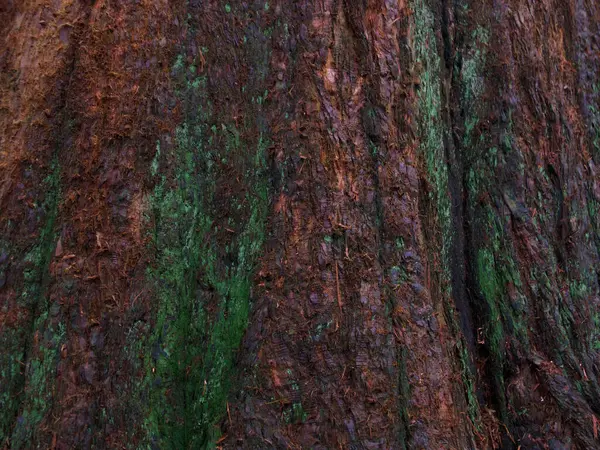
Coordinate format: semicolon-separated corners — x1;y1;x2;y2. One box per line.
1;0;600;449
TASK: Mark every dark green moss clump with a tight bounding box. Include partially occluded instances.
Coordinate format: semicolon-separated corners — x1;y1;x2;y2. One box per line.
142;5;271;447
1;157;63;447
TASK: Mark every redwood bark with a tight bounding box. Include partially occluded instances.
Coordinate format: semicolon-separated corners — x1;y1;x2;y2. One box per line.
1;1;599;449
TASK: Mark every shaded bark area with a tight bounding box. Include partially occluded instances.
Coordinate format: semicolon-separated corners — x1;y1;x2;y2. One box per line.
0;1;599;449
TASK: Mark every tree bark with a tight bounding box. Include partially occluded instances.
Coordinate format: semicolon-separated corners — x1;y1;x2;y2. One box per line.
1;1;600;449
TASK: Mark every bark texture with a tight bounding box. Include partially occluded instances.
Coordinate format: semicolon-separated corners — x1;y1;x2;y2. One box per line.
1;1;600;449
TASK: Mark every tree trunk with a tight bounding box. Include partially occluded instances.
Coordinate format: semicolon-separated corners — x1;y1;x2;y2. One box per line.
1;1;600;449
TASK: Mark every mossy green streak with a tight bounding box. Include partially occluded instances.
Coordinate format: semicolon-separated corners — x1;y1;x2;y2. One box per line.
143;13;270;447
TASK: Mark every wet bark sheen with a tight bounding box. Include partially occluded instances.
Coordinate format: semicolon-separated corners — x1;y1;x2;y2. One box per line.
1;1;600;449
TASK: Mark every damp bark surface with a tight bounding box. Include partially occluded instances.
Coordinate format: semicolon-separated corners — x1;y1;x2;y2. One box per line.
1;1;600;449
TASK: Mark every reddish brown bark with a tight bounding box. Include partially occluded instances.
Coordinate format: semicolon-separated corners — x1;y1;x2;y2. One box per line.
1;1;600;449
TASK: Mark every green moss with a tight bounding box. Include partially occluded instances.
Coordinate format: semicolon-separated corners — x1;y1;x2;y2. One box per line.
412;0;481;429
11;314;65;448
476;249;504;355
145;124;268;448
143;23;270;445
475;212;530;421
461;27;489;107
412;3;452;258
285;401;307;424
0;324;27;442
458;342;481;427
173;54;185;75
2;157;63;447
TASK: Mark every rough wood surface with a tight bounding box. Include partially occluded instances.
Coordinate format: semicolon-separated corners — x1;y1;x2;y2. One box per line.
1;1;599;448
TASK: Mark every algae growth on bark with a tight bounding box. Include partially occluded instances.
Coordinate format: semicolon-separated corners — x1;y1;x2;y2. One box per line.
1;0;600;448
